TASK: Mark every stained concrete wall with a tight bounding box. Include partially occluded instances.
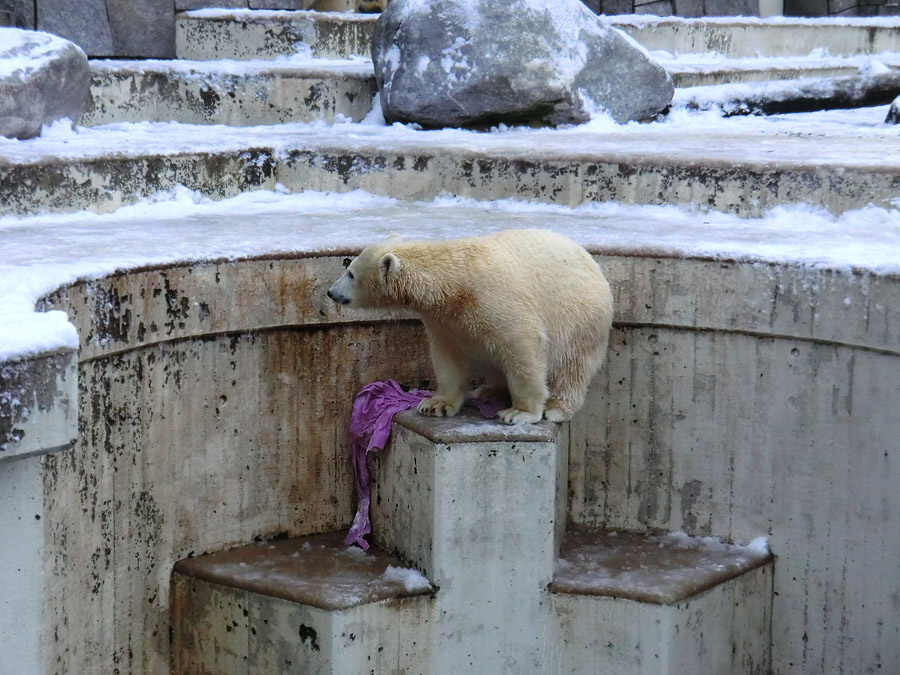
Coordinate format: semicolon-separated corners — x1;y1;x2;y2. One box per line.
8;250;898;674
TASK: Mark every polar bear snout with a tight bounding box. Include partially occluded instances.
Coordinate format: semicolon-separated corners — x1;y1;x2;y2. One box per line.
326;285;351;305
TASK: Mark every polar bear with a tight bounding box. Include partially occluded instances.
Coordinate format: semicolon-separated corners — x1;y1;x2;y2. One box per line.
327;229;613;424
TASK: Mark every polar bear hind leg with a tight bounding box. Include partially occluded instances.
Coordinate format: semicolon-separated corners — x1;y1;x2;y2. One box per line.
544;334;610;422
496;345;549;425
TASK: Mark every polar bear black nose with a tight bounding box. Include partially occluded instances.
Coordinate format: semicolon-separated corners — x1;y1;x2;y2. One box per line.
327;289;335;300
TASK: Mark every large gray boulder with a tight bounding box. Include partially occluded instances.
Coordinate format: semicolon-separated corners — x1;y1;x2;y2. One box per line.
372;0;674;128
0;28;91;139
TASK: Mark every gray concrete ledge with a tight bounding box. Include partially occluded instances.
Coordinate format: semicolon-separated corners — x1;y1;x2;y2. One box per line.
175;9;375;60
612;15;900;57
0;350;77;462
84;59;376;127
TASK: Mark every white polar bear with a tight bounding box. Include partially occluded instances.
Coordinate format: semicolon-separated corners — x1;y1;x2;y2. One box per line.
327;229;614;424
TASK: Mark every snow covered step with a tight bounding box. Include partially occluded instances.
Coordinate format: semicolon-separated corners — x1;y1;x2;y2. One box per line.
83;58;375;127
176;9;375;61
170;531;433;675
614;16;900;59
5;107;900;218
663;53;900;88
370;408;568;672
551;529;774;675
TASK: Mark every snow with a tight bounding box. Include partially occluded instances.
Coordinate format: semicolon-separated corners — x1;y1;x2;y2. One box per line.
382;565;433;592
0;28;83;79
90;53;373;78
2;179;898;362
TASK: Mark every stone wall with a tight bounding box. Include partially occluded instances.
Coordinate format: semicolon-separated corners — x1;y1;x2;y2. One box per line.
0;0;175;58
585;0;763;15
5;0;898;59
784;0;900;15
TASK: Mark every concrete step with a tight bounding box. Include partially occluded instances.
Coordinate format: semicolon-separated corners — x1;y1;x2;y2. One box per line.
82;54;900;129
368;409;772;673
175;9;375;60
3;106;900;218
174;10;900;63
83;58;376;127
171;530;434;675
615;15;900;58
658;52;900;87
81;53;900;129
551;529;773;675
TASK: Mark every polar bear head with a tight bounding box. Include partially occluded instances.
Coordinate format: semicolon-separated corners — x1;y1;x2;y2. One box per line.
327;236;402;308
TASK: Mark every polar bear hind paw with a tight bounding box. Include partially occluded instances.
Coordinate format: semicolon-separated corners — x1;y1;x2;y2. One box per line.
497;407;543;425
418;397;462;417
542;406;569;422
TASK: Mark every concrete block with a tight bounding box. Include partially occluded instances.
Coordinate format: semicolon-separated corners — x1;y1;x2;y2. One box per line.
83;60;376;127
0;351;76;461
172;532;434;674
551;530;773;675
175;9;375;60
371;409;568;672
0;455;46;675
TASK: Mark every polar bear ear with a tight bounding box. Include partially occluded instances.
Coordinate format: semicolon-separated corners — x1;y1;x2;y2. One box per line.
385;233;403;243
379;252;400;279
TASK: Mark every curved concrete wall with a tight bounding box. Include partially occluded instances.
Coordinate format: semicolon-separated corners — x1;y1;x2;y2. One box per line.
13;250;900;673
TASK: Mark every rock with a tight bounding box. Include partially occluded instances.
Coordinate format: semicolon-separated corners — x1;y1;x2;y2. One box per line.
372;0;674;128
886;95;900;124
0;28;90;139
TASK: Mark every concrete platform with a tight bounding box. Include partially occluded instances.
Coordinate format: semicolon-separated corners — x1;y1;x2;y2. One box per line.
84;58;376;126
370;408;568;673
551;529;773;675
171;531;433;674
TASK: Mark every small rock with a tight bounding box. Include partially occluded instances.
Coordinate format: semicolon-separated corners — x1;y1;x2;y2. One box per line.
372;0;673;128
886;94;900;124
0;28;91;140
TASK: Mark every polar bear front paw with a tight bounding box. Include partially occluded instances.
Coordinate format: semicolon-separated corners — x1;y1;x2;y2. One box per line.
418;397;462;418
497;407;543;425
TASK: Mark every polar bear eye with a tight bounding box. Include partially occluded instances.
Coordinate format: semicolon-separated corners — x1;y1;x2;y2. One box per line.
347;270;355;280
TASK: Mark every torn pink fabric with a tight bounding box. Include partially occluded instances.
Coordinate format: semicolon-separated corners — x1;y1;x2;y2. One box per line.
344;379;504;549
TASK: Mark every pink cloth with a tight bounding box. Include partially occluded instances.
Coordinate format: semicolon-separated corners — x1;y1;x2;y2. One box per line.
344;380;504;549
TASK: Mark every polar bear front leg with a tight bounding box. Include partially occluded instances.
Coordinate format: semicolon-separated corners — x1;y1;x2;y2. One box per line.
418;331;468;418
496;348;549;425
